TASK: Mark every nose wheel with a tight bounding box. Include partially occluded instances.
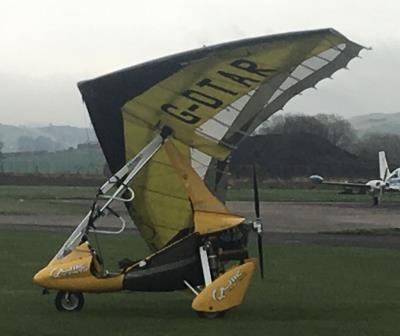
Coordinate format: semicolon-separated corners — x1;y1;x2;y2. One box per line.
55;291;84;312
196;311;226;319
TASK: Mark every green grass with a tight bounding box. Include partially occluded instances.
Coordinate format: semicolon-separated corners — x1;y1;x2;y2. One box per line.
323;228;400;235
0;198;92;215
1;230;400;336
2;185;400;216
0;186;95;215
3;147;105;175
227;188;400;203
0;185;96;200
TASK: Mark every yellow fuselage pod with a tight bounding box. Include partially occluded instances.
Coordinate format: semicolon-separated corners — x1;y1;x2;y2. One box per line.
33;242;123;293
192;259;256;313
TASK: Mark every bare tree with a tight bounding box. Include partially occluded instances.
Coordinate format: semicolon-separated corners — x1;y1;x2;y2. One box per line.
315;114;357;149
257;113;356;150
258;114;329;136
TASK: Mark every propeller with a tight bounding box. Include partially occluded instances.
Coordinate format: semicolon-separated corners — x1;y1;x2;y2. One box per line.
252;165;264;279
383;168;389;182
377;168;389;205
377;173;387;205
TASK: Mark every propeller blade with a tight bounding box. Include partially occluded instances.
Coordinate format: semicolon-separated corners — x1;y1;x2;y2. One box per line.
257;233;264;279
252;165;264;279
383;168;388;181
252;165;260;219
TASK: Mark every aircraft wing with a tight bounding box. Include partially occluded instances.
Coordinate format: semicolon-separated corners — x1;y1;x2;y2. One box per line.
79;29;364;250
309;175;368;188
322;181;369;188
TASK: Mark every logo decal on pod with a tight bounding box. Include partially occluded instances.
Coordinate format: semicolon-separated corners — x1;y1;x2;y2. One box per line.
211;270;245;301
50;264;89;278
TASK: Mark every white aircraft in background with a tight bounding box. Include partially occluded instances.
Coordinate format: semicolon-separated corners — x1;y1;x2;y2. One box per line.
310;151;400;205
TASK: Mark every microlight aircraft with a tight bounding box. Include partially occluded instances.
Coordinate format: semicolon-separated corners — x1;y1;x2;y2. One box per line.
33;29;364;317
310;151;400;205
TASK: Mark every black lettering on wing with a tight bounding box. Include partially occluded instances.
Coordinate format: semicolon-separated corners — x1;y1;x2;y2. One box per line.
231;59;275;78
161;103;200;124
182;89;223;109
218;71;260;88
196;78;238;96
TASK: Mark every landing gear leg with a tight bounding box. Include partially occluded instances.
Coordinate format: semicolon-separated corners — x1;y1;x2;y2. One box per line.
373;195;380;206
55;291;84;312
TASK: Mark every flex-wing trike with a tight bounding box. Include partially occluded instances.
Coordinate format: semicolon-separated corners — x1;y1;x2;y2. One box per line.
33;127;265;318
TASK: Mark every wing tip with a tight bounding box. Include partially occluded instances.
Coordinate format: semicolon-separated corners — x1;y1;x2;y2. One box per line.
309;175;324;184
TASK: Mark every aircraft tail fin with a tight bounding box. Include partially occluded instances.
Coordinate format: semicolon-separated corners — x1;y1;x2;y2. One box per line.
379;151;390;180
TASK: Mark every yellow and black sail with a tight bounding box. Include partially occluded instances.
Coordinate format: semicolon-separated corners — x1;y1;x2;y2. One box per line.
78;28;363;250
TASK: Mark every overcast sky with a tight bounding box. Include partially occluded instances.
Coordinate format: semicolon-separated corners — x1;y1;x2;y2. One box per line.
1;0;399;127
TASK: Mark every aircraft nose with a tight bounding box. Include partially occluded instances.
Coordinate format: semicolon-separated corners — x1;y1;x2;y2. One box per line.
33;269;47;287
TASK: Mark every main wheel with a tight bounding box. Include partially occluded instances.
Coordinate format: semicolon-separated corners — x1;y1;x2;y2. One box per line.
55;291;84;312
196;310;226;319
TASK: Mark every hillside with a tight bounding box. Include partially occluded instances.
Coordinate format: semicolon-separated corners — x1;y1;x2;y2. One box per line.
1;144;105;175
1;132;381;179
230;133;376;179
349;112;400;135
0;124;96;152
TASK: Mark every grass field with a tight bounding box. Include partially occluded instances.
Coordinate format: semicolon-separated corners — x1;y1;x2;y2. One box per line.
227;188;400;203
0;186;95;215
2;147;105;175
2;185;400;216
1;230;400;336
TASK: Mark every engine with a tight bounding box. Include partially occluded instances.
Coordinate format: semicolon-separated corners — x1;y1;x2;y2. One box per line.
366;180;384;191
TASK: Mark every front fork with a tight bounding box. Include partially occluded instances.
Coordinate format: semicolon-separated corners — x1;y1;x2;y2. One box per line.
204;237;220;280
199;234;248;284
192;238;255;315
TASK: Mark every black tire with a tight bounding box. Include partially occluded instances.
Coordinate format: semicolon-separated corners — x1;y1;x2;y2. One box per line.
196;310;226;319
55;291;84;312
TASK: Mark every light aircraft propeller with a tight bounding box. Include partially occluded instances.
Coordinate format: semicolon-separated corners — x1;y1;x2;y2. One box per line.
375;167;390;205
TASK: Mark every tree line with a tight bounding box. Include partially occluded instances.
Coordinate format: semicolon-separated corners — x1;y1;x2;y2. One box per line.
257;114;400;164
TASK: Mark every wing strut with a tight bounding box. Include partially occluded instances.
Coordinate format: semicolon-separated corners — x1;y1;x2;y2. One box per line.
52;126;172;260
